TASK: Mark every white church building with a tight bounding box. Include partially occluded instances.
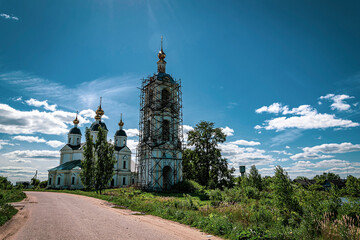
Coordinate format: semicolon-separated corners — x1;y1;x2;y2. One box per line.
47;104;135;189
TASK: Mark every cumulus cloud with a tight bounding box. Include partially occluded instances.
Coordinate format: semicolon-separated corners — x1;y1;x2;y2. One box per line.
2;150;60;159
0;103;103;135
220;142;274;168
183;125;194;142
291;142;360;160
255;102;359;131
125;128;139;138
293;159;350;169
271;150;292;156
231;139;261;146
0;140;15;150
46;140;65;148
0;13;19;21
25;98;57;111
12;135;46;143
221;126;234;136
319;94;354;111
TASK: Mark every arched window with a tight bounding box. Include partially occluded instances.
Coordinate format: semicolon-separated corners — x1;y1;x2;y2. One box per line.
71;176;75;185
148;89;153;102
123;160;126;169
77;138;80;145
57;177;61;185
123;177;126;185
68;138;71;144
161;88;170;107
162;120;170;141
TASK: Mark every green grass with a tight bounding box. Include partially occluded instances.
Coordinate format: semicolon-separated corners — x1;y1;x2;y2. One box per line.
0;189;26;226
38;186;360;240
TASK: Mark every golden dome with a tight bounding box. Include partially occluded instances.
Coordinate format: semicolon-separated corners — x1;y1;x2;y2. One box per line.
118;120;124;127
96;105;104;116
94;114;101;120
158;49;166;60
73;115;79;125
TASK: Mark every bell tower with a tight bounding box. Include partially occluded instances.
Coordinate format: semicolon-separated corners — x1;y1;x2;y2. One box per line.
137;37;183;191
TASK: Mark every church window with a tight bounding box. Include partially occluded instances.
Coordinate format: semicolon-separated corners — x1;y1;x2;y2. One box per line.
68;138;70;144
123;177;126;185
123;161;126;169
145;120;150;139
57;177;61;185
162;120;170;141
149;89;153;102
77;138;80;145
123;139;126;146
161;88;170;107
71;176;75;185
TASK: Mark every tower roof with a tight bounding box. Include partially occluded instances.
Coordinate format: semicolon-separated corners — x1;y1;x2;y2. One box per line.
90;121;108;131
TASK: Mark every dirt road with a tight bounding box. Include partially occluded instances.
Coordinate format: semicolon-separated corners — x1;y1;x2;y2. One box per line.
0;191;221;240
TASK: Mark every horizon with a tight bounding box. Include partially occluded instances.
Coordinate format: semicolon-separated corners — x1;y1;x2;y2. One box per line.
1;0;360;183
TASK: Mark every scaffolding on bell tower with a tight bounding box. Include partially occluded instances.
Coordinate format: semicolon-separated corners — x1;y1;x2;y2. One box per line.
136;38;183;191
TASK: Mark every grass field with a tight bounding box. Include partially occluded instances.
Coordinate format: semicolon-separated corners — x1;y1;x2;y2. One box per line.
0;189;26;226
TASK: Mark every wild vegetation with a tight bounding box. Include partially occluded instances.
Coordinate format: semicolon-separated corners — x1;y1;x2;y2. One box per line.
0;176;26;226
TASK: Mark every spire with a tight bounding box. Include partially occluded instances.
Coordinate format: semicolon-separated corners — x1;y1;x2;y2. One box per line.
95;97;104;120
157;36;166;73
73;111;79;126
118;113;124;130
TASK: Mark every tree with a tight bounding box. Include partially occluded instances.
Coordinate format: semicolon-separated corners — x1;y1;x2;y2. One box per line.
94;126;116;194
313;172;340;184
182;121;234;189
248;165;262;191
272;166;301;220
80;128;95;190
31;178;40;187
0;176;13;190
346;175;359;197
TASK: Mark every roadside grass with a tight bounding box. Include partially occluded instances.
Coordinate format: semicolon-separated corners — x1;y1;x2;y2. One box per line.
0;189;26;226
34;186;360;240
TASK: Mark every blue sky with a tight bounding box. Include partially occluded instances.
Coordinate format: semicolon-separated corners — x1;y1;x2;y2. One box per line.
1;0;360;182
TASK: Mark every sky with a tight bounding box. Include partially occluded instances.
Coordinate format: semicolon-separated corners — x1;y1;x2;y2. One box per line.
0;0;360;183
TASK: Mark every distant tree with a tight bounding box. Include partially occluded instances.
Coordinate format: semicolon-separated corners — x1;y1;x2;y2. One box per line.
314;172;340;184
80;128;95;191
295;176;309;181
248;165;262;191
272;166;301;219
346;175;360;197
31;178;40;187
0;176;13;190
94;126;116;194
182;121;234;189
39;180;48;188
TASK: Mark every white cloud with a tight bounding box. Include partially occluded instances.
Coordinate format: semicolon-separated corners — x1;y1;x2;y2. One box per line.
183;125;194;142
271;150;292;156
231;139;261;146
0;13;19;21
256;103;358;131
25;98;57;111
256;103;286;114
0;140;15;150
221;126;234;136
319;94;354;111
220;142;274;168
125;128;139;138
2;150;60;159
291;142;360;160
46;140;65;148
13;135;46;143
293;159;350;169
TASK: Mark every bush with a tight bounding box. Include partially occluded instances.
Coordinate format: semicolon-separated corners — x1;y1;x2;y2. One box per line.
172;180;205;194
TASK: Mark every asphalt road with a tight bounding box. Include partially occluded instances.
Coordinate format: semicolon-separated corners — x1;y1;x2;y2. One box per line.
2;191;220;240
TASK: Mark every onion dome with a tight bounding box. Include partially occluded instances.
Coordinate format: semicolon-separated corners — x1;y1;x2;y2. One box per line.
69;127;81;135
73;111;79;125
94;97;104;119
115;114;126;136
158;36;166;60
90;121;108;131
94;114;101;121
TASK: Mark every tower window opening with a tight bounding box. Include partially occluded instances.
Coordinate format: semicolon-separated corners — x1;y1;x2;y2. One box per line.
162;120;170;141
77;138;80;145
123;161;126;169
161;88;170;107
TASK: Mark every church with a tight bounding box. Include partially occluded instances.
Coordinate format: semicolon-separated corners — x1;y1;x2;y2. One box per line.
47;104;134;189
48;38;183;191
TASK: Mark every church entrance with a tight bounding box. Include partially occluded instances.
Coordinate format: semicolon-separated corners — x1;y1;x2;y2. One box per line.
111;179;115;187
162;166;172;190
